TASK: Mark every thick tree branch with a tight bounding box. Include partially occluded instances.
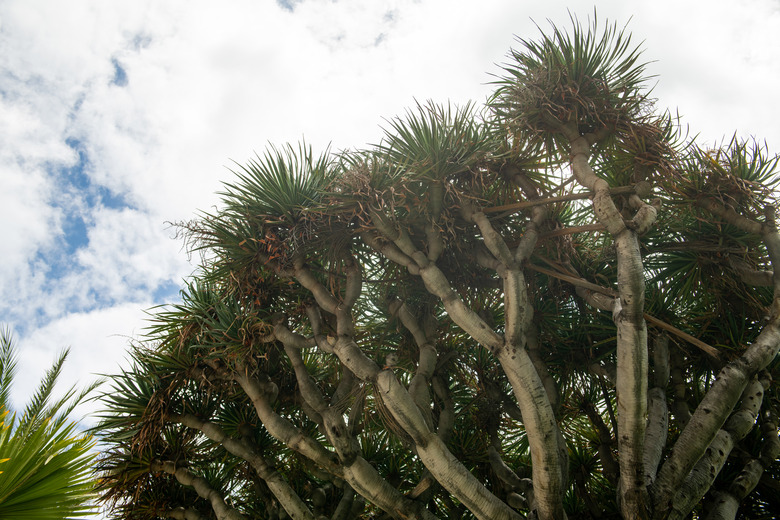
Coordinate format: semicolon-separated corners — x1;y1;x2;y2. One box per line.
653;219;780;515
532;263;720;358
171;412;314;520
233;368;343;478
482;185;637;215
665;378;765;520
282;344;438;520
331;485;358;520
361;231;421;275
568;129;650;518
273;320;316;350
704;382;779;520
290;264;516;520
704;461;764;520
369;212;504;351
488;445;525;492
431;375;455;442
643;335;670;486
390;300;437;428
460;199;565;520
293;257;341;314
327;332;521;519
728;256;774;287
526;322;558;410
370;210;431;269
150;460;247;520
331;365;357;414
463;202;515;266
374;370;523;520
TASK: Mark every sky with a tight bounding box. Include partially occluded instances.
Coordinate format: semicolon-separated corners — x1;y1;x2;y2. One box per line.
1;0;779;430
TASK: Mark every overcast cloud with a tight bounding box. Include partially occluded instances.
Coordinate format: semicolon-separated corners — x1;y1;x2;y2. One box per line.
1;0;779;425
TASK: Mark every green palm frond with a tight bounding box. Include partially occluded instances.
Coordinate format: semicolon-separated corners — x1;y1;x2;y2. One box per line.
19;349;67;435
666;137;779;218
146;279;274;358
0;330;97;519
491;11;651;146
0;415;95;520
0;329;17;413
222;142;335;224
94;362;160;442
376;100;496;182
181;144;351;280
592;110;681;186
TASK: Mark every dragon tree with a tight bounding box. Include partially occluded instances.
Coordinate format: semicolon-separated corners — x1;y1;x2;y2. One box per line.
95;16;780;520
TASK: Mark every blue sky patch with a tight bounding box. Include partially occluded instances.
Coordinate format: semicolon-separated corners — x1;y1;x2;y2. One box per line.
110;58;128;87
276;0;300;12
153;279;184;304
61;212;89;255
62;138;132;210
35;138;136;289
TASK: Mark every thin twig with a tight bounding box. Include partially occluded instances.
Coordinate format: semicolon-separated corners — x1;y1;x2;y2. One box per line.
526;263;720;359
483;185;635;214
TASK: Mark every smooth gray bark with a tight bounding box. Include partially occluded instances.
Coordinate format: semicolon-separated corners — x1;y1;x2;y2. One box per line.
150;460;247;520
386;202;566;520
284;345;438;520
171;412;315;520
567;129;651;518
292;263;520;520
662;376;766;520
643;335;669;486
233;369;343;478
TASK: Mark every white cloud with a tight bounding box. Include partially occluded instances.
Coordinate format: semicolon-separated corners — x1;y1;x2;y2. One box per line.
74;207;189;296
11;302;153;428
616;0;780;148
0;162;57;277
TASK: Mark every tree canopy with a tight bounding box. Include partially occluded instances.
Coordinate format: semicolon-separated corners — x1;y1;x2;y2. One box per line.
95;16;780;520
